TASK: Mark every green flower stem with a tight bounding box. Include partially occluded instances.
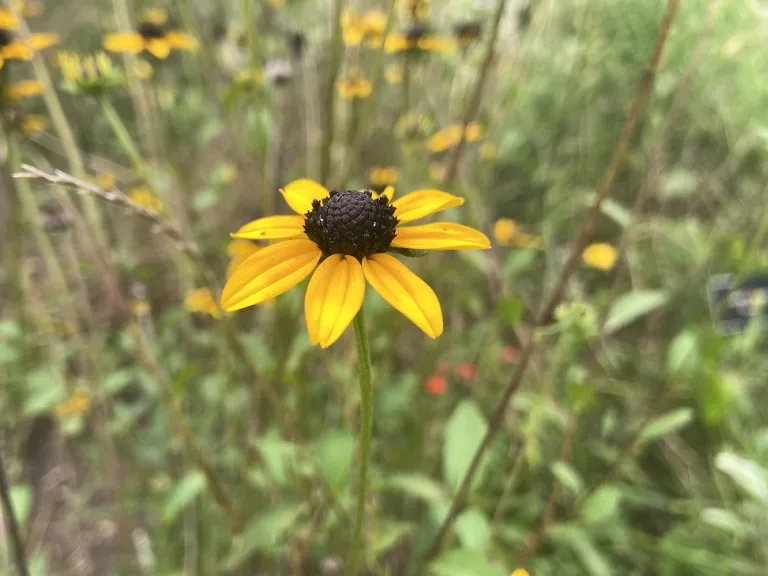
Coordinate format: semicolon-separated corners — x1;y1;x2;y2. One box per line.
101;97;146;175
0;451;28;576
347;309;373;576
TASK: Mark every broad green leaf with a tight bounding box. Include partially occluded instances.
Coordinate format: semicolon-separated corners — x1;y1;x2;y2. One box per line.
715;452;768;503
312;430;355;497
254;432;298;485
667;331;699;376
549;524;613;576
639;408;693;443
430;549;507;576
381;473;447;503
163;471;207;523
551;461;584;494
497;296;525;327
443;400;489;495
223;504;306;569
455;508;491;551
580;485;621;525
604;290;668;334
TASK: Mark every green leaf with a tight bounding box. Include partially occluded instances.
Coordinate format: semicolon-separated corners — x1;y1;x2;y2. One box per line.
660;168;698;199
10;485;32;525
667;331;699;376
163;471;207;523
700;508;746;535
381;473;447;503
312;430;355;497
603;290;668;334
223;503;306;569
430;549;507;576
24;368;65;416
497;296;525;327
579;485;621;525
697;373;731;426
639;408;694;444
715;452;768;503
551;461;584;494
548;524;613;576
455;508;491;551
443;400;489;495
254;432;298;485
105;370;133;394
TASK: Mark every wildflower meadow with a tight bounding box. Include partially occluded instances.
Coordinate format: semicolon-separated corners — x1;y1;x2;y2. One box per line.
1;0;768;575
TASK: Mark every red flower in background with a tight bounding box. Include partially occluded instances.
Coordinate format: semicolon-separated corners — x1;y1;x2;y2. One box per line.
425;373;447;396
457;361;477;381
501;345;518;364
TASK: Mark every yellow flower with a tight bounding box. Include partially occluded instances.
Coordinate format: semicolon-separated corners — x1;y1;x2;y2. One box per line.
185;287;221;319
227;239;261;277
511;569;531;576
5;79;43;101
131;299;151;317
103;11;198;59
129;186;164;213
342;10;387;47
384;64;403;84
337;69;372;99
493;218;517;245
58;51;122;95
385;28;455;54
582;243;617;271
222;179;491;348
480;143;499;160
96;172;116;189
53;388;92;420
21;113;46;133
0;9;17;29
402;0;430;21
368;166;400;187
427;123;482;152
465;121;483;142
0;27;58;69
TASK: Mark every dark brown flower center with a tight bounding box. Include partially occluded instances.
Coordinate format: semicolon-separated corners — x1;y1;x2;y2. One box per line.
138;22;167;40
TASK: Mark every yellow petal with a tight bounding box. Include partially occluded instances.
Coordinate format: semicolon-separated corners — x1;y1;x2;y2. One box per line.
392;222;491;250
165;31;198;51
280;179;329;215
582;242;617;271
26;33;58;50
0;55;5;70
222;239;321;311
0;9;18;29
104;32;145;54
493;218;517;245
6;80;43;101
392;189;465;224
305;255;366;348
2;41;31;60
362;254;443;338
382;185;395;201
146;38;171;59
231;215;306;240
385;33;409;53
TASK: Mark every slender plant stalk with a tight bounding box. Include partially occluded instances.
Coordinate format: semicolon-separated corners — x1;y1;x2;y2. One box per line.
101;97;145;174
320;0;345;186
346;310;373;576
442;0;508;188
0;452;28;576
422;0;681;562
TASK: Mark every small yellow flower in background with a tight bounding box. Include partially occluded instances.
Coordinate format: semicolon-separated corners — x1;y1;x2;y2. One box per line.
21;113;46;133
129;186;164;213
96;172;116;189
480;142;499;160
0;8;17;29
104;9;198;60
227;239;261;277
131;298;151;317
464;121;483;142
342;9;387;47
5;79;43;101
427;122;483;153
511;569;531;576
493;218;517;245
384;64;403;85
582;242;618;271
337;68;372;99
397;112;433;139
134;58;154;80
368;166;400;187
53;388;92;420
222;179;490;348
402;0;430;21
58;51;122;95
185;287;221;319
385;28;456;54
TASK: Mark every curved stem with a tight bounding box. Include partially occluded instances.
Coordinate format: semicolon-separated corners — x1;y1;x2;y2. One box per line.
347;309;373;576
100;97;145;175
0;452;29;576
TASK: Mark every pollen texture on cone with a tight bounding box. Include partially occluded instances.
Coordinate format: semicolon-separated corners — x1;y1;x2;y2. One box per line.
304;190;398;259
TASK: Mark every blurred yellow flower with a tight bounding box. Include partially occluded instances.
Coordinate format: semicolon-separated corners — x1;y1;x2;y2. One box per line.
5;79;43;101
131;299;151;317
96;172;116;189
427;122;483;152
582;242;617;271
368;166;400;186
58;51;122;95
227;239;261;277
465;121;483;142
0;25;57;68
480;142;499;160
385;28;455;54
493;218;517;244
129;187;164;213
343;9;387;47
104;11;198;59
337;69;372;99
511;569;531;576
53;389;92;420
0;9;17;29
384;64;403;84
21;113;46;133
185;287;221;319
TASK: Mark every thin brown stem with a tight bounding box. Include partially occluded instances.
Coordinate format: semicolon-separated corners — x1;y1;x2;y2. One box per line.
422;0;680;562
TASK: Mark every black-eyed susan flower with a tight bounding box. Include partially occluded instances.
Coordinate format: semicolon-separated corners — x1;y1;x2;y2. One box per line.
511;569;531;576
493;218;544;249
337;68;372;99
402;0;430;22
384;64;403;84
222;179;491;348
103;8;197;60
368;166;399;187
342;9;387;47
582;242;617;271
427;121;483;153
454;21;483;46
385;26;455;54
5;79;42;102
185;287;221;319
58;51;122;95
129;186;164;213
0;25;57;69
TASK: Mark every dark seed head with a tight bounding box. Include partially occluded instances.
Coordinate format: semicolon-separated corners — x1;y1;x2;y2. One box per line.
304;190;398;259
0;29;15;48
138;22;167;40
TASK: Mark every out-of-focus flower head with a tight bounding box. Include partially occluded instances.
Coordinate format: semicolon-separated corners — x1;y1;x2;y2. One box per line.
480;142;499;160
384;64;403;85
582;242;617;271
104;8;198;60
367;166;400;188
493;218;544;249
185;287;222;319
385;25;455;55
337;67;372;99
427;122;482;153
129;186;164;214
0;20;57;69
425;372;447;396
343;9;387;47
58;51;122;95
4;78;43;102
456;361;477;381
396;111;433;140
